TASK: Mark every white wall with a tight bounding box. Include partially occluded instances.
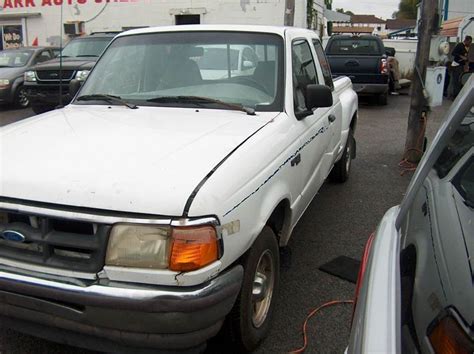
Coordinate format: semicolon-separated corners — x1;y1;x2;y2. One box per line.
0;0;309;47
441;0;474;21
383;38;417;78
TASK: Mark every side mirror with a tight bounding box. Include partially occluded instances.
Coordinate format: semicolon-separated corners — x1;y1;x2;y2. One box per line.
385;47;396;57
295;85;333;120
306;84;333;109
69;79;82;98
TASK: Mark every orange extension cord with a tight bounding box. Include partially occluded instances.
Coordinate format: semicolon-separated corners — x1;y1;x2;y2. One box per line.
289;299;354;353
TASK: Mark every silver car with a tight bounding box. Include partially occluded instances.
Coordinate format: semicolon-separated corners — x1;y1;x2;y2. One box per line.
0;47;59;108
348;75;473;353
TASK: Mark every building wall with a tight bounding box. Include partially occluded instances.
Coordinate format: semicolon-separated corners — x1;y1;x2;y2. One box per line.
0;0;309;47
441;0;474;21
351;22;387;36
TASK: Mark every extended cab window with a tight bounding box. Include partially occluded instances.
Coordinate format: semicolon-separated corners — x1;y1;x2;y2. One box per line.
292;39;318;112
312;39;334;90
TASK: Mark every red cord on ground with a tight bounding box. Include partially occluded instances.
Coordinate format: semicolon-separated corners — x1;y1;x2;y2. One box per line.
289;299;354;353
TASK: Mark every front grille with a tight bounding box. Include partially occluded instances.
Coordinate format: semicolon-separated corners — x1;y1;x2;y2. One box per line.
36;70;75;81
0;211;110;273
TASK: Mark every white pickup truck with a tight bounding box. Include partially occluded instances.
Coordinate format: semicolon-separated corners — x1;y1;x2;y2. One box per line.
0;25;357;352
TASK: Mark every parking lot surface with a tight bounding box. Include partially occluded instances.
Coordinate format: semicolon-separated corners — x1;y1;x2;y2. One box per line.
0;94;449;353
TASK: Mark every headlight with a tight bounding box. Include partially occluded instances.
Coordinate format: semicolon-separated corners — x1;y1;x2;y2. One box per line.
105;223;220;271
24;71;36;82
105;224;171;268
0;79;10;88
75;70;90;81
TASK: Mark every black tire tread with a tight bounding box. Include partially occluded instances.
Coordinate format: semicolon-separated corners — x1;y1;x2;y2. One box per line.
223;226;279;353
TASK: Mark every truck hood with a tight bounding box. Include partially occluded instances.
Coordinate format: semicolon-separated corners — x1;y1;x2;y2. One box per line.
32;58;96;71
1;105;277;216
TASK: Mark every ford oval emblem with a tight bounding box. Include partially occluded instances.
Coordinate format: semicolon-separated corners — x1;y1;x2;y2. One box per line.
0;230;26;243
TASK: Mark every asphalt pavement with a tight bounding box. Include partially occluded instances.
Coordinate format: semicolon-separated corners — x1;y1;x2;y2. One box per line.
0;94;450;354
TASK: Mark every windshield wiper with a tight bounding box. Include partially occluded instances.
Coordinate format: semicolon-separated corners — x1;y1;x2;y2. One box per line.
147;95;256;116
76;94;138;109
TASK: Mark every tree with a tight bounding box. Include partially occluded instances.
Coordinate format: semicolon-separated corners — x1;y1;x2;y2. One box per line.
393;0;420;19
336;8;354;16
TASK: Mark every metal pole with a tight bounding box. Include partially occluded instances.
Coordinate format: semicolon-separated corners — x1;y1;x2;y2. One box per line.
58;0;64;108
403;0;438;163
284;0;295;26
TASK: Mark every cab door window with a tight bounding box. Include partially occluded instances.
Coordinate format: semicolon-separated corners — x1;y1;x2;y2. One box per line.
313;39;334;90
292;39;318;112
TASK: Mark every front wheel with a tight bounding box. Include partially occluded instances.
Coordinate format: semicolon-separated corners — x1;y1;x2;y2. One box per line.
225;226;280;352
14;85;29;108
329;128;355;183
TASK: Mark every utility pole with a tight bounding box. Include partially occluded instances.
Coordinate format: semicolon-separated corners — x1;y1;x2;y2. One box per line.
284;0;295;26
403;0;438;163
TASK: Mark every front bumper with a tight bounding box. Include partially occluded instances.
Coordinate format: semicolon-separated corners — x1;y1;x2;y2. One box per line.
0;86;13;104
25;84;71;106
0;265;243;352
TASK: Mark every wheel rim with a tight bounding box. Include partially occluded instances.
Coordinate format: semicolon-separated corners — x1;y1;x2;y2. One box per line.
251;249;275;328
345;138;352;173
18;88;29;107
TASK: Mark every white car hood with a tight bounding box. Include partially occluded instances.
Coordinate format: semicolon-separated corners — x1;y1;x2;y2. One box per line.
1;105;277;216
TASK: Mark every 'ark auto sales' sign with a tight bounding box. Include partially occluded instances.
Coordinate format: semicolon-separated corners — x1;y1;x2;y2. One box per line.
1;0;149;8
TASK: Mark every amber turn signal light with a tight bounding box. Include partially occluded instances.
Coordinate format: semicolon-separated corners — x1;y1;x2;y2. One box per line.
429;315;474;354
169;226;219;271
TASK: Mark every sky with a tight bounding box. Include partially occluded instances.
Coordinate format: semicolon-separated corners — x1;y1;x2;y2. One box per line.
332;0;401;20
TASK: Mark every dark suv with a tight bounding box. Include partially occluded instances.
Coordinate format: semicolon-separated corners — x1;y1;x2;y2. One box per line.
24;32;117;114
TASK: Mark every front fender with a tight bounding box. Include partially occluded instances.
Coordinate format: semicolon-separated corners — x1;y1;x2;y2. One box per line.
11;77;24;99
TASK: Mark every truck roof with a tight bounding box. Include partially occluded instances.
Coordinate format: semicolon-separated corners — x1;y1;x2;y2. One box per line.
117;24;316;39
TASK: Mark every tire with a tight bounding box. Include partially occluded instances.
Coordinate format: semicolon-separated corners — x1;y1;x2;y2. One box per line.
14;85;29;108
32;104;54;115
329;128;355;183
377;91;388;105
225;226;280;352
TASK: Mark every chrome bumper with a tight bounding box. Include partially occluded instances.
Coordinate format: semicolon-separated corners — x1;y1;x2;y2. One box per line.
0;265;243;351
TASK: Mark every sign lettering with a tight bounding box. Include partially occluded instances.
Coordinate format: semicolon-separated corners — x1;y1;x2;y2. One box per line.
2;0;147;7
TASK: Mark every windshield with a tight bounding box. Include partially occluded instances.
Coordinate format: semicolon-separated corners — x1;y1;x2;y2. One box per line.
61;37;112;58
326;38;383;55
0;50;33;67
77;31;284;111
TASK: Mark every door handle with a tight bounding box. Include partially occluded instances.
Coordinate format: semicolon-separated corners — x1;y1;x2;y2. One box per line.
291;153;301;167
328;114;336;123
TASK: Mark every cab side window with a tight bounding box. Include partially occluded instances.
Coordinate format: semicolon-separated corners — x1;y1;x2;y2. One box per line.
292;39;318;112
313;39;334;90
35;50;52;64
